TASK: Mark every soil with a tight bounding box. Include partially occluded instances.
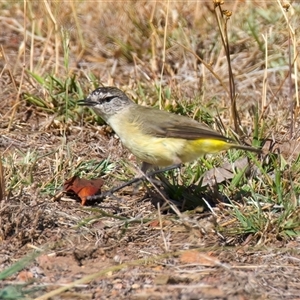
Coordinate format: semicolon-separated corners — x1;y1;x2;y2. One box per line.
1;3;300;300
1;116;300;300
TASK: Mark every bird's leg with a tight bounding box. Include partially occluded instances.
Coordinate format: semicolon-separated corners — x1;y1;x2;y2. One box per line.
132;163;181;192
88;164;182;201
141;162;181;177
149;164;181;176
133;163;182;198
141;162;152;174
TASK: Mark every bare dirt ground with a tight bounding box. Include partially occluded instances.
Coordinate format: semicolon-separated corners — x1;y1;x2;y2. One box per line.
2;130;300;299
1;2;300;300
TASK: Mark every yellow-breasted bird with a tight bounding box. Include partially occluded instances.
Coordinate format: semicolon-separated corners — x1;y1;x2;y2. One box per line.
79;87;260;172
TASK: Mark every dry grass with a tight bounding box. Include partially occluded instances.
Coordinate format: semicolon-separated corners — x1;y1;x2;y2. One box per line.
1;0;300;299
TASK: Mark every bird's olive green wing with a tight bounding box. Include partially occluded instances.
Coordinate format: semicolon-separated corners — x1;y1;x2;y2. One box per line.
131;106;229;142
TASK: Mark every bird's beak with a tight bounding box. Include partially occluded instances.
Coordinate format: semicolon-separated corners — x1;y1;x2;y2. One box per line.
77;99;97;106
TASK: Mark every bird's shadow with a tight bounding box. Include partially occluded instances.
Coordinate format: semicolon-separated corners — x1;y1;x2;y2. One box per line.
142;172;255;214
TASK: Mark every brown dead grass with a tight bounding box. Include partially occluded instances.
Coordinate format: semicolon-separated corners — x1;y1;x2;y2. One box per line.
1;1;300;299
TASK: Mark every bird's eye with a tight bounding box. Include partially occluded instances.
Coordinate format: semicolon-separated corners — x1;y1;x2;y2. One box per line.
101;95;115;103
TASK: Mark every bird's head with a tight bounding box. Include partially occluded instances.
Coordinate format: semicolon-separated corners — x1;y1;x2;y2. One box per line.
78;87;134;120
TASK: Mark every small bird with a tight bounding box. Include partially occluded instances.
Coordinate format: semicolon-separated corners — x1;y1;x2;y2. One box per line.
78;87;260;173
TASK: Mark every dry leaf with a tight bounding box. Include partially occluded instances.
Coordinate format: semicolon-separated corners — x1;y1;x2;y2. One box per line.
64;176;104;205
275;140;300;160
17;271;34;282
201;287;225;298
148;219;172;228
180;250;220;266
201;157;249;187
153;274;170;285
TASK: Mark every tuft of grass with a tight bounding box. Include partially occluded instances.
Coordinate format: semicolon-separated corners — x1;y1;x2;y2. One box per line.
0;251;43;299
0;251;41;281
24;73;83;120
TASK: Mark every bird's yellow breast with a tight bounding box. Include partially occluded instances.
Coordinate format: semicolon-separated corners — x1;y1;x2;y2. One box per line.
108;113;231;167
